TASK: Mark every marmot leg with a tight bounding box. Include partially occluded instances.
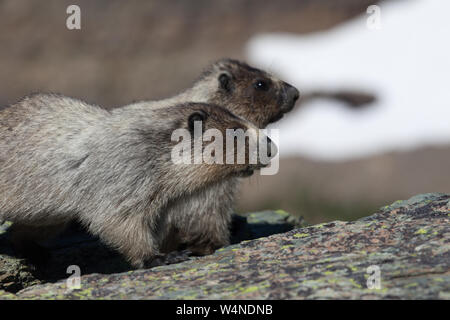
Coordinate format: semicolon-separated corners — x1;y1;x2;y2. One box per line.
88;214;159;269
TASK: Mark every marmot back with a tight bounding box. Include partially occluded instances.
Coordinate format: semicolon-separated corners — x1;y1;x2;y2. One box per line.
0;94;273;267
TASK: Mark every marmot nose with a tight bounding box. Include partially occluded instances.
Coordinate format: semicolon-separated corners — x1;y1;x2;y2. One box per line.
267;137;278;158
286;84;300;102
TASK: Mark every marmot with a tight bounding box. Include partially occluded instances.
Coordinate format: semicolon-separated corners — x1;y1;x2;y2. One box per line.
0;93;274;268
124;59;299;128
121;59;299;256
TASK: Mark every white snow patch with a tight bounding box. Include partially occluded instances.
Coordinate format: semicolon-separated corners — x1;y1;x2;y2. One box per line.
246;0;450;161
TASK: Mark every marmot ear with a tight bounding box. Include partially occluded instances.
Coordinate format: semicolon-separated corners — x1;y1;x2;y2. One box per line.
188;110;208;133
218;73;231;92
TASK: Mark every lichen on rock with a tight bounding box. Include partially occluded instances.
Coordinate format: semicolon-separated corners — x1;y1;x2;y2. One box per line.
1;193;449;299
0;210;305;294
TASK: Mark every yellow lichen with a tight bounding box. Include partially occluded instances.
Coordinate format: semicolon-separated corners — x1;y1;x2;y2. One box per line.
293;233;309;238
415;228;428;235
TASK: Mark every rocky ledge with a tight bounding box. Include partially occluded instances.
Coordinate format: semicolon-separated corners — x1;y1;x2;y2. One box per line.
0;209;305;295
1;193;449;299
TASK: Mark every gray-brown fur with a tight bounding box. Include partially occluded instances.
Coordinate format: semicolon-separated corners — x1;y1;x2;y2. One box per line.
0;93;266;268
126;59;299;128
122;59;299;256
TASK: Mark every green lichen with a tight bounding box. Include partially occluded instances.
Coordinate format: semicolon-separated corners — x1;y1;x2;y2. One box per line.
2;194;448;300
349;278;363;289
275;209;289;217
239;282;270;294
0;289;17;299
293;233;309;238
240;286;260;294
415;228;428;235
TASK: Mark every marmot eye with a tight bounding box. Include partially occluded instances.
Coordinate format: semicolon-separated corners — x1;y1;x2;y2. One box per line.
219;73;231;91
254;80;269;91
188;111;208;132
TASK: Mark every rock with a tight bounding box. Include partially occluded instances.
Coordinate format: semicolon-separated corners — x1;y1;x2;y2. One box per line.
0;222;41;292
0;210;306;293
1;193;448;299
230;210;306;244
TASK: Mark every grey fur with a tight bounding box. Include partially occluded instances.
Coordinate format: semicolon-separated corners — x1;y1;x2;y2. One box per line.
119;59;299;256
0;93;263;268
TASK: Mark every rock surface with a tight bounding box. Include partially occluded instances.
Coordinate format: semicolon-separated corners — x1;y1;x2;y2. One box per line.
0;210;304;294
1;193;448;299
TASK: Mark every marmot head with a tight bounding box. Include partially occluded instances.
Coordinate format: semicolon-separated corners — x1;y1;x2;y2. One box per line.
196;59;300;128
152;103;276;193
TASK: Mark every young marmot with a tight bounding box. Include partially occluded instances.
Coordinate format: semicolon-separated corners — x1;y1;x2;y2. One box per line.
0;93;273;268
121;59;299;256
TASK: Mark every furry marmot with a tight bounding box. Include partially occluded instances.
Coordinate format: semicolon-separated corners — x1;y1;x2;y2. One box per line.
121;59;299;255
0;93;273;267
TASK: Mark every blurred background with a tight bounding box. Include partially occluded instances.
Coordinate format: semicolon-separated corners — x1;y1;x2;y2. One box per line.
1;0;449;224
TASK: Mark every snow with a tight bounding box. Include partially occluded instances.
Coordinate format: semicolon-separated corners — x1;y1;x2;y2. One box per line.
246;0;450;161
